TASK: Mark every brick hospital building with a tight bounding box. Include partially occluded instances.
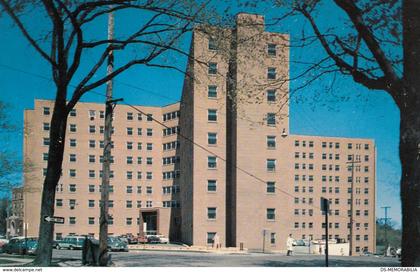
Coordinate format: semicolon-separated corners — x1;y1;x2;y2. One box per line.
19;13;376;254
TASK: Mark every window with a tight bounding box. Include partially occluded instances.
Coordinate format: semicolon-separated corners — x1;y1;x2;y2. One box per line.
69;169;76;178
127;112;133;121
206;132;218;145
207;180;217;192
42;153;48;161
267;182;275;193
208;38;217;50
69;217;76;225
147;172;153;180
127;127;133;135
126;201;133;208
43;122;50;131
208;156;217;168
69;124;77;132
88;217;95;225
267;208;275;220
147;128;153;136
208;62;217;74
126;171;133;180
267;113;276;126
208;109;217;122
146;201;152;208
43;137;50;146
89;170;95;178
127;156;133;164
147;157;153;165
348;143;353;149
267;44;276;56
126;218;133;225
270;232;276;244
89;140;95;148
267;159;276;172
267;90;276;102
127;142;133;150
89;125;95;134
364;144;369;150
43;107;50;115
88;200;95;208
207;207;217;219
146;143;153;151
267;136;276;148
56;199;63;207
207;232;216;244
88;185;95;193
267;67;276;79
126;186;133;194
137;157;142;164
147;186;152;194
88;155;95;163
69;154;76;162
208;85;217;98
69;139;76;147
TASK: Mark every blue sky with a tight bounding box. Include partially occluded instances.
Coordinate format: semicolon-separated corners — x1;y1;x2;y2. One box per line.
0;3;402;227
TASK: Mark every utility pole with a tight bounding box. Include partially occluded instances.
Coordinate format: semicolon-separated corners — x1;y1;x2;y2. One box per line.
381;206;391;255
346;155;361;256
321;197;329;267
99;10;114;267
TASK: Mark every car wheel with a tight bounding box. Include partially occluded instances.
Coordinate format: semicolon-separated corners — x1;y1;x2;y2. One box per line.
69;246;74;250
56;245;61;250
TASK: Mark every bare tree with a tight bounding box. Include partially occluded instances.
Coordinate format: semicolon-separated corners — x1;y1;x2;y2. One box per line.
267;0;416;266
0;0;208;266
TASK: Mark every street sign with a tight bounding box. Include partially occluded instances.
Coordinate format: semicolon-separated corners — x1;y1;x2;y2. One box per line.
320;197;329;212
43;216;65;224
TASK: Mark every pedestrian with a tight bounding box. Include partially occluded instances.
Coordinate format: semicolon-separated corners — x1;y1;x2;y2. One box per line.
213;233;220;249
286;234;294;256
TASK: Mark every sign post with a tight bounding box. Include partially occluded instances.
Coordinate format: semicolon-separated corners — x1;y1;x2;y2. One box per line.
320;197;329;267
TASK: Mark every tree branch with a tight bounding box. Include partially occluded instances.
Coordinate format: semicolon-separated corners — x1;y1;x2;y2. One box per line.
333;0;402;86
0;0;57;67
297;4;390;92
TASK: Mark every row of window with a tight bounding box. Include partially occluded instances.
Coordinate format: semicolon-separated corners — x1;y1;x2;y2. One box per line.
51;170;154;180
57;184;156;194
207;38;279;57
163;126;180;136
294;140;371;151
294;175;370;184
163;156;180;165
43;107;154;122
63;215;152;226
163;111;180;122
294;186;370;194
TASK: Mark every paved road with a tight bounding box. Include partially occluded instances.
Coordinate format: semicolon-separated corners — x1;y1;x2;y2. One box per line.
52;249;401;267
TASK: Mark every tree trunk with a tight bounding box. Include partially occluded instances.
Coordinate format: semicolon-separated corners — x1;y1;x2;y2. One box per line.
401;0;420;266
33;91;68;266
399;108;420;266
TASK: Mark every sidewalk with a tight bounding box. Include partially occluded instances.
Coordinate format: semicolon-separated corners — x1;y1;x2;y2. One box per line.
0;255;34;267
128;244;249;255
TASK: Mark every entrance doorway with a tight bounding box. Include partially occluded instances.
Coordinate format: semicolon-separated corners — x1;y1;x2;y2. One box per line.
139;210;159;236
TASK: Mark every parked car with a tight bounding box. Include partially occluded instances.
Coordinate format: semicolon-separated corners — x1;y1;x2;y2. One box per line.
0;237;9;252
52;240;60;249
3;237;37;255
293;239;306;246
25;239;38;255
155;235;169;244
107;236;128;252
57;236;86;250
146;235;161;244
137;236;148;244
120;234;138;244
